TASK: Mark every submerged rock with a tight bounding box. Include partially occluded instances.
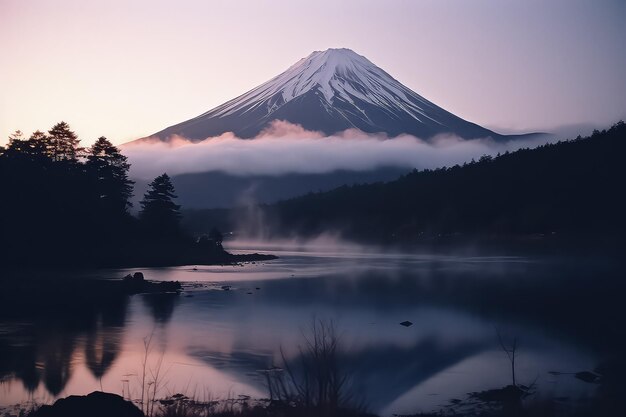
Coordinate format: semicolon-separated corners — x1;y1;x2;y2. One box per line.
575;371;601;383
31;391;143;417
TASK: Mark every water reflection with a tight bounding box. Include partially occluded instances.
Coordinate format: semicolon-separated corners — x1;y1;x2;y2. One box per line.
0;294;130;398
85;325;123;383
141;293;178;324
336;337;484;411
0;249;624;415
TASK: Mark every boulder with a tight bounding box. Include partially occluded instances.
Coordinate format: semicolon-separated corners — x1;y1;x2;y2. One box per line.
31;391;143;417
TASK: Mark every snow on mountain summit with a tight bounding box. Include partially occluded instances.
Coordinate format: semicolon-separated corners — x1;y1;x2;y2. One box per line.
212;48;431;120
138;48;525;142
253;48;391;105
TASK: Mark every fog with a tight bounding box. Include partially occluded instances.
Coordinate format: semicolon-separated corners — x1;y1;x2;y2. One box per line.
123;121;555;180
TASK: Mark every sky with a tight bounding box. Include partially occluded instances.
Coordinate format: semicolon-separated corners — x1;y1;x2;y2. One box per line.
1;0;625;146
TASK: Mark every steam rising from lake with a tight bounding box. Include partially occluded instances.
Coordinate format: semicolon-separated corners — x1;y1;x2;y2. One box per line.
123;121;553;180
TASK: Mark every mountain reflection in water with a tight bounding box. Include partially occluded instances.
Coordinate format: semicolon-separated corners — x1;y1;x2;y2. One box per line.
0;245;623;415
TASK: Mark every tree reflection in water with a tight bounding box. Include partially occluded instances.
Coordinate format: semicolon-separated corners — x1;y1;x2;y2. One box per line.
1;290;134;397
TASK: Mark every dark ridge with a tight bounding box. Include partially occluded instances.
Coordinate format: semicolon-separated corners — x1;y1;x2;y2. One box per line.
183;121;626;252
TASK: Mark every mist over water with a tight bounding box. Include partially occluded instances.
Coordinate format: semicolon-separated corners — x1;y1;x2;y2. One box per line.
1;245;620;415
123;121;555;180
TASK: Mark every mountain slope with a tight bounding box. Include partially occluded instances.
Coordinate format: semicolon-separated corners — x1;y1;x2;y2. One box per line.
131;167;408;210
139;48;528;142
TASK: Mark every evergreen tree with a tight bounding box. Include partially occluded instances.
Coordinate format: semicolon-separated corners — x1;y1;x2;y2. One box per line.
5;130;51;162
26;130;52;160
4;130;29;156
3;130;49;163
139;173;181;236
8;129;24;142
86;136;134;214
48;121;81;161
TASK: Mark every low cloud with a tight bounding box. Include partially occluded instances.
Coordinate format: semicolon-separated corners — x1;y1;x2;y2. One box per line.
122;121;554;180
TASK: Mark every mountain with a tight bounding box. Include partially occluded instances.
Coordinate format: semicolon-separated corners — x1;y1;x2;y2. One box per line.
137;48;534;142
132;167;408;210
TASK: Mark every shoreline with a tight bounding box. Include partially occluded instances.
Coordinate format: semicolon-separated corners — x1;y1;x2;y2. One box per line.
0;249;278;270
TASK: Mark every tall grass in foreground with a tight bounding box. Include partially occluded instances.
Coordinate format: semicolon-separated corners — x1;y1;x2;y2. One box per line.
262;319;367;417
152;319;368;417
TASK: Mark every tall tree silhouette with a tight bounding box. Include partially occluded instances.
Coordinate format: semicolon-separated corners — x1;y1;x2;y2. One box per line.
48;121;80;161
139;173;181;237
26;130;52;161
8;129;24;142
3;130;29;157
5;130;51;162
86;136;133;216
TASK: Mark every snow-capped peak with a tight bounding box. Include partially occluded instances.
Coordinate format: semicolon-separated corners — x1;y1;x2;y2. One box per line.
279;48;378;103
211;47;433;120
141;48;509;141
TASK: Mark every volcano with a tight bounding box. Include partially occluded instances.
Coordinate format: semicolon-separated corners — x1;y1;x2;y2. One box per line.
139;48;533;142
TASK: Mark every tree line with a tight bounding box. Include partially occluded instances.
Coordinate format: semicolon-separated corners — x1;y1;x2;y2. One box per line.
0;122;222;267
216;121;626;246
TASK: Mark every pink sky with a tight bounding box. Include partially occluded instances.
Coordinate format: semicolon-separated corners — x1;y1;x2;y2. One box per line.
1;0;625;146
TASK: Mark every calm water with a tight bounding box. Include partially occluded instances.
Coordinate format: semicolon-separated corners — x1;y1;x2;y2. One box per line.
0;242;623;415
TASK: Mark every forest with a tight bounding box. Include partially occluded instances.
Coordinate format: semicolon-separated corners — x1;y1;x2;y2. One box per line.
184;122;626;248
0;122;262;267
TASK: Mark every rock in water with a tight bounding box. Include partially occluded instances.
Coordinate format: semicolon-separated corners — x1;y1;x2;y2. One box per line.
575;371;601;383
31;391;143;417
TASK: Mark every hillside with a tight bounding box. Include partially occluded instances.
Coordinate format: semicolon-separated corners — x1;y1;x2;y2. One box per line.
185;122;626;245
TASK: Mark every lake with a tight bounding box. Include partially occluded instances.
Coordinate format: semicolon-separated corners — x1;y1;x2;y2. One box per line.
0;241;623;415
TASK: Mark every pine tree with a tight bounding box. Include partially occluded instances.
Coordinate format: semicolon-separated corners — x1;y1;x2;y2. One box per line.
26;130;51;160
3;130;50;162
48;121;81;161
87;136;134;214
8;130;24;142
4;130;29;156
139;173;181;236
